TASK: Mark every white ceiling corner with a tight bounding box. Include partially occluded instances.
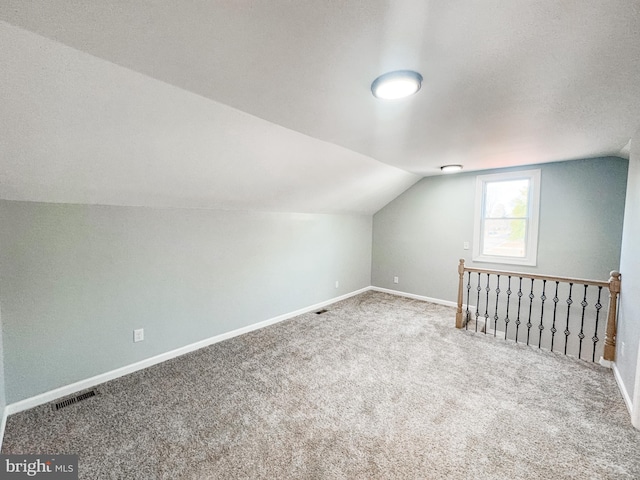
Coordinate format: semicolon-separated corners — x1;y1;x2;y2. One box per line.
619;139;632;160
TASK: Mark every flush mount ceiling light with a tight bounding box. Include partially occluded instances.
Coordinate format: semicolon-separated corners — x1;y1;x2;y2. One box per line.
371;70;423;99
441;164;463;173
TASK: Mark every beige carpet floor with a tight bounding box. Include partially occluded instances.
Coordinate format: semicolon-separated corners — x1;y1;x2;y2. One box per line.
3;291;639;479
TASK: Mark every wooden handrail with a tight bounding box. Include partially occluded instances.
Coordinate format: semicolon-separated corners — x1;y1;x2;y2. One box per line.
456;259;621;362
462;265;610;288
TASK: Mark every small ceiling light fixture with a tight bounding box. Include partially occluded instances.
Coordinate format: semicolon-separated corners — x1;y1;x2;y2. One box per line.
371;70;423;100
440;164;463;174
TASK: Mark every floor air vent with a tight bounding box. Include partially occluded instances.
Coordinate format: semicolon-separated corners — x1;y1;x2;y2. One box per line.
316;309;328;314
54;389;98;411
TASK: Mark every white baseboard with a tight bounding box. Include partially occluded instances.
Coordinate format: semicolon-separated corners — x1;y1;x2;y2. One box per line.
599;357;613;369
613;363;633;417
4;287;370;417
370;286;457;308
0;407;7;452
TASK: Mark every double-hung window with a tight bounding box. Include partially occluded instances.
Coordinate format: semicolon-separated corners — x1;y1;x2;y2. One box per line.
472;169;541;266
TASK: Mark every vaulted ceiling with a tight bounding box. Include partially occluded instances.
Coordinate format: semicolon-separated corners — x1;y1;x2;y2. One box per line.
1;1;639;213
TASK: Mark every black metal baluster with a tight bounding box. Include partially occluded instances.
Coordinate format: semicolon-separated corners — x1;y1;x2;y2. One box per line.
455;270;606;363
504;276;512;340
484;273;490;334
550;282;559;352
493;275;501;337
526;278;534;345
592;286;603;362
564;283;573;355
465;272;471;330
475;272;481;333
538;280;547;348
578;285;588;360
515;277;523;343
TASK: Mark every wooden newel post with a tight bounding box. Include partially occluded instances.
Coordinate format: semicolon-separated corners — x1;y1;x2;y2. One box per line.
603;271;621;362
456;259;465;329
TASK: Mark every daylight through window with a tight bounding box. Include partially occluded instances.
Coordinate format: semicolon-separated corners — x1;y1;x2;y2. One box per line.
473;169;540;266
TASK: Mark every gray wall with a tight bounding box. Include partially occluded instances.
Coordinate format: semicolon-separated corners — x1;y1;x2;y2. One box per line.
0;301;5;423
372;157;628;302
0;201;372;403
617;141;640;421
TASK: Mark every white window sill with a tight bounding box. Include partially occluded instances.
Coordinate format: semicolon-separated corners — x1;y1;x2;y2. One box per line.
472;254;537;267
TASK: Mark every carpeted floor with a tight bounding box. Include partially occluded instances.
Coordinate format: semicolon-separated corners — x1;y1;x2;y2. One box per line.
3;291;639;479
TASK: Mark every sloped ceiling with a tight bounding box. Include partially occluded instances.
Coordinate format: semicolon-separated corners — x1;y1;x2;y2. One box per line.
1;1;640;213
0;22;418;214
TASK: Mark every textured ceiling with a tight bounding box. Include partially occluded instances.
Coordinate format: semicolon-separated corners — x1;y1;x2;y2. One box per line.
1;1;639;212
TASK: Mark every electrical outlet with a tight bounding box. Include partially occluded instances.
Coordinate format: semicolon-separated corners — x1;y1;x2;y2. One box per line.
335;280;339;289
393;276;399;284
463;241;470;250
134;328;144;343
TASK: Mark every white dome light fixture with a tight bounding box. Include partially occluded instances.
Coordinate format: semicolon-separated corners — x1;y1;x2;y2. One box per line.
441;164;463;174
371;70;423;100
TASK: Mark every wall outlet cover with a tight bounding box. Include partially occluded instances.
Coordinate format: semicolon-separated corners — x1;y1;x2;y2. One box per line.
134;328;144;343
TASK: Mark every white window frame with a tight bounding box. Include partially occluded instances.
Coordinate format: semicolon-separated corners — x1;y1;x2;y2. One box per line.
472;169;541;266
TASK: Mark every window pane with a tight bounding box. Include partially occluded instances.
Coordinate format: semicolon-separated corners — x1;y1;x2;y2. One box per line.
482;219;527;257
473;169;540;266
484;179;529;218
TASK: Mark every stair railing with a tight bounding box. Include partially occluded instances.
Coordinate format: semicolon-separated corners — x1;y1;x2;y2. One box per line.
455;259;620;364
